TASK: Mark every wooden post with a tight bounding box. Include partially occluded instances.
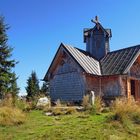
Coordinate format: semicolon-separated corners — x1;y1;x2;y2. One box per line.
118;76;123;95
127;78;131;100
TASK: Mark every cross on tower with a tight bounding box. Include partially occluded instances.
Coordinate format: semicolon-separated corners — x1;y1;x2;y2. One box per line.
91;16;99;24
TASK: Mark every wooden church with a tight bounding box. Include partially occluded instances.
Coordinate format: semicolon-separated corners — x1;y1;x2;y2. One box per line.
44;16;140;102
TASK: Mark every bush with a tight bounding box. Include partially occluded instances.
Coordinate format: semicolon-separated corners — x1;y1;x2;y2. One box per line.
0;106;26;126
82;95;92;110
93;96;104;114
65;107;77;114
109;97;140;129
0;97;31;112
51;107;64;115
14;98;30;111
0;97;13;107
83;96;104;115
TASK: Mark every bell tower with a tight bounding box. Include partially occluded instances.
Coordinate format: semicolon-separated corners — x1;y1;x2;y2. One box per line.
84;16;112;60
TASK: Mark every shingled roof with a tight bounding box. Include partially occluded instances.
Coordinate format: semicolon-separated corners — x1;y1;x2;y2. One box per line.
63;44;140;76
44;43;140;80
100;45;140;75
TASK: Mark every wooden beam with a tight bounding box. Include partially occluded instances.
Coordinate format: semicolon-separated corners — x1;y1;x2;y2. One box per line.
118;76;123;95
127;78;131;99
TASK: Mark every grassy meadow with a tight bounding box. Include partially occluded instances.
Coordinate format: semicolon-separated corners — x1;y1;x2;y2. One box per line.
1;97;140;140
0;110;140;140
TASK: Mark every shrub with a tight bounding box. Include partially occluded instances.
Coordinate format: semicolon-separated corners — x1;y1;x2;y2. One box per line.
0;106;26;126
65;107;77;114
55;99;63;107
93;96;104;114
14;98;30;111
51;107;64;115
82;95;104;114
0;97;31;112
0;97;13;107
109;97;140;129
82;95;92;110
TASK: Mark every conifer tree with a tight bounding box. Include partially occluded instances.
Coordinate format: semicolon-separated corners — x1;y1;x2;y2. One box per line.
0;16;17;98
10;72;20;97
40;82;49;96
26;71;40;100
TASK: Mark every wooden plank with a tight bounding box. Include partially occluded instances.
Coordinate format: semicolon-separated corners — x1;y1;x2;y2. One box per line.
127;78;131;100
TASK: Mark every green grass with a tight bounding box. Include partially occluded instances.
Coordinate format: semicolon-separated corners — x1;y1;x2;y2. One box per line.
0;110;140;140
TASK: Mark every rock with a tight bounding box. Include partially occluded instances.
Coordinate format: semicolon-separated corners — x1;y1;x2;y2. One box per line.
36;97;50;107
45;112;52;116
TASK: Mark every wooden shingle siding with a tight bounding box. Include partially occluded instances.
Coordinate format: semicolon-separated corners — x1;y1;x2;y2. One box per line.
49;55;86;102
50;72;85;101
85;76;100;96
101;76;121;97
85;27;108;60
86;75;123;98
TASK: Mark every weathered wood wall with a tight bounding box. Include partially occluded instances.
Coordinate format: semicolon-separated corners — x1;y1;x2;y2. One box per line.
135;81;140;100
130;56;140;79
49;51;86;102
85;75;100;96
85;75;125;99
129;56;140;99
85;27;109;60
101;76;123;98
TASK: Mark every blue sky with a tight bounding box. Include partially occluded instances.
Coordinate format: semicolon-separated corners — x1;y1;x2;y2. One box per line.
0;0;140;95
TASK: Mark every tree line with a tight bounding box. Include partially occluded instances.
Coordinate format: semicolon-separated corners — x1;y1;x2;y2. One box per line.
0;16;48;100
26;71;49;100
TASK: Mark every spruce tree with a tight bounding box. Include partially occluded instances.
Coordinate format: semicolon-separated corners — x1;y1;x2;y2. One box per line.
26;71;40;100
40;82;49;96
0;16;17;98
10;72;20;97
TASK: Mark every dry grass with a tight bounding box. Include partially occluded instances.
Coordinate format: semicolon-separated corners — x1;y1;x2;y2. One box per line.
0;97;13;107
94;96;104;113
82;95;104;115
109;97;140;129
14;98;30;111
0;97;26;126
82;95;92;110
46;107;77;116
43;99;77;115
0;106;26;126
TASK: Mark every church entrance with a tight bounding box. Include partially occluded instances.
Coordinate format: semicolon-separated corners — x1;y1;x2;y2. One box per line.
130;80;136;99
130;80;140;101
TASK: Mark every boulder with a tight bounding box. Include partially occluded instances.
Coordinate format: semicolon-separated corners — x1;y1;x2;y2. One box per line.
36;97;50;107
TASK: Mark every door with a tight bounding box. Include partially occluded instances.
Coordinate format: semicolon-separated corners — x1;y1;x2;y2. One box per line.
130;80;135;99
